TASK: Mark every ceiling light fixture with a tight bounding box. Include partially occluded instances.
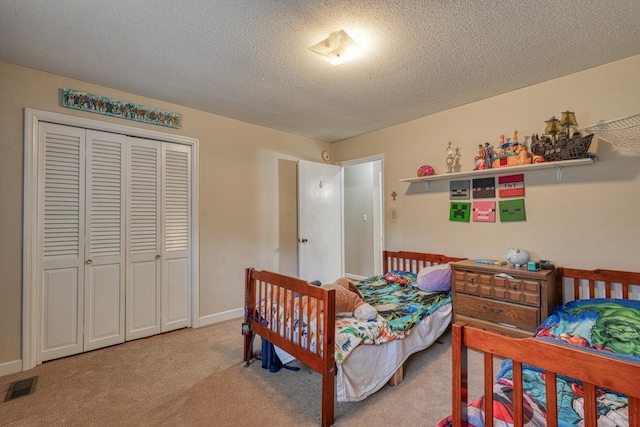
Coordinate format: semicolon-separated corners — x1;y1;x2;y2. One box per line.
309;30;365;66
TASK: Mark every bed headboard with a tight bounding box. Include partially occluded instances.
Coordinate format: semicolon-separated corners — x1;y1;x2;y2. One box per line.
382;250;466;274
557;267;640;304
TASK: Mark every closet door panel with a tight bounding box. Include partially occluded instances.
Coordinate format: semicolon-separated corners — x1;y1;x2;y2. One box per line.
85;263;122;344
41;268;82;361
129;260;160;335
83;130;126;351
162;144;191;331
39;123;85;362
165;258;189;327
126;138;162;340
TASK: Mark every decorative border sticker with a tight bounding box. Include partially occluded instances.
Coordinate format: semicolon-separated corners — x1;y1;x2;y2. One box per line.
61;88;182;129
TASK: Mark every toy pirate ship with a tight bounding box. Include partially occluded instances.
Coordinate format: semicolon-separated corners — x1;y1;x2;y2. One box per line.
530;111;594;161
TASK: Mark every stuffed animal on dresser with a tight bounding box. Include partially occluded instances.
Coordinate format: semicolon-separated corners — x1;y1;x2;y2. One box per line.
321;278;378;321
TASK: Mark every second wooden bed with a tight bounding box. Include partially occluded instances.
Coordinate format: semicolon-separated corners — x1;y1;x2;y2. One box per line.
243;250;464;427
443;266;640;427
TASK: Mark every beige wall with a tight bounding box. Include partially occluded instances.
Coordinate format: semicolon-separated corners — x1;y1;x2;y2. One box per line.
2;55;639;370
0;62;330;366
335;54;640;272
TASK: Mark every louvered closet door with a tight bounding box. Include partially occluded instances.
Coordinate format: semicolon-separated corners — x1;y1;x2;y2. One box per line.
162;143;192;332
36;123;193;362
38;123;86;362
126;138;162;340
83;130;126;352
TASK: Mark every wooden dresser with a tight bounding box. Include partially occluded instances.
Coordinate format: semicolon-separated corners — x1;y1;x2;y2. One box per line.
451;260;557;337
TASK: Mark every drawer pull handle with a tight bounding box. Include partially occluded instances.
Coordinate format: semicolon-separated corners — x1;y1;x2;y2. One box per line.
512;284;518;290
482;305;504;314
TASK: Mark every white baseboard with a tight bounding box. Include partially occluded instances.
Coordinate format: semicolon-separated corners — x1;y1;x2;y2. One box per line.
0;359;23;377
198;308;244;327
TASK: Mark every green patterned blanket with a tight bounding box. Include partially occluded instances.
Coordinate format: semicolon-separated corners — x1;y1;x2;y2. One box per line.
356;270;451;333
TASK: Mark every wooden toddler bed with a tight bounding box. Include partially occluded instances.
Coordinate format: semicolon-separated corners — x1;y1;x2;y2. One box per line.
243;250;464;427
442;267;640;427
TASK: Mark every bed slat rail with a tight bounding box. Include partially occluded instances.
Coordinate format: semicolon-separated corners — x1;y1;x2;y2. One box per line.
545;371;559;426
558;267;640;303
382;250;465;274
512;361;524;427
482;353;493;424
452;322;640;427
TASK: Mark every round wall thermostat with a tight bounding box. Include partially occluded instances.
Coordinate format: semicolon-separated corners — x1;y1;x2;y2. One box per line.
321;151;331;162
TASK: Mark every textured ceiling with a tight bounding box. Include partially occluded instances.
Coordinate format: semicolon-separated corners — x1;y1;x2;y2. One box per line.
1;1;640;142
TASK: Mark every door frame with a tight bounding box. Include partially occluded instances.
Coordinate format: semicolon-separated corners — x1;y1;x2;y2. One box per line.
338;154;385;278
23;108;200;370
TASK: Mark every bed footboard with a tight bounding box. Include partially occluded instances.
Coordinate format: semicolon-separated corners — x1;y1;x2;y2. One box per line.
451;322;640;427
244;268;336;427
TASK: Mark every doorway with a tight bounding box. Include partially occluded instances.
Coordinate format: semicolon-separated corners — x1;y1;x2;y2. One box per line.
291;156;384;283
341;156;384;279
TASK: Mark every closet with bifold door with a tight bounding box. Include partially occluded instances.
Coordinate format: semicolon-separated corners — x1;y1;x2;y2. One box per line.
38;122;192;363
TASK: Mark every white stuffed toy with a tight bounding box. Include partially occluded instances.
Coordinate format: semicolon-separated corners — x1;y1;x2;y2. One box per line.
322;278;378;321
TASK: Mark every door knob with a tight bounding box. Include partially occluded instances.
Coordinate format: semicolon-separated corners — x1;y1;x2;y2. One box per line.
156;254;161;260
85;259;92;264
298;238;308;243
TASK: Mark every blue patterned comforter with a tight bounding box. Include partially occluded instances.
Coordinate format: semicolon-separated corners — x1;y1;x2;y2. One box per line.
438;298;640;427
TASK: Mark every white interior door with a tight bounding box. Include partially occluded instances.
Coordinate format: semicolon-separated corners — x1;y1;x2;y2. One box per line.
161;144;191;332
83;130;126;352
126;138;162;340
297;160;343;284
38;123;86;362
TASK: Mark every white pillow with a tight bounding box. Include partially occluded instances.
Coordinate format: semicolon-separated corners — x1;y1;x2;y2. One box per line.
416;263;452;292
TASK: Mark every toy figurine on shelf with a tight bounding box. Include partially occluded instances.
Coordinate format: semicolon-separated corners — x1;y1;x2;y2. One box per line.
445;141;460;173
494;135;505;158
474;144;486;170
484;142;493;169
491;130;533;168
516;141;533;164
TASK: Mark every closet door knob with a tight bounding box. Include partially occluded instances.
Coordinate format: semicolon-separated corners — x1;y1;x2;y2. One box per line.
155;254;161;260
85;259;92;265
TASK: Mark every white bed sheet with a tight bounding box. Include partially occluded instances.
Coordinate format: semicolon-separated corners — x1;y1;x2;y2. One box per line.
336;303;452;402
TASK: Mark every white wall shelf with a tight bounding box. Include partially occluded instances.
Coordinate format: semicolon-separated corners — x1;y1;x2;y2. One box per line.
399;158;594;190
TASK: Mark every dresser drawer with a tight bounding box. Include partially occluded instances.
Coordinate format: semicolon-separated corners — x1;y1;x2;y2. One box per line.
454;293;539;330
453;270;541;307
